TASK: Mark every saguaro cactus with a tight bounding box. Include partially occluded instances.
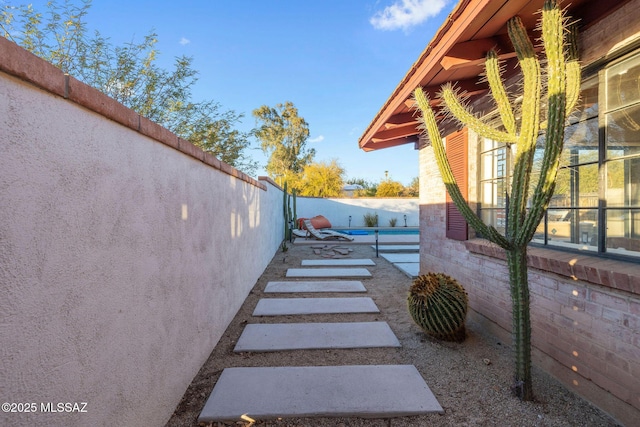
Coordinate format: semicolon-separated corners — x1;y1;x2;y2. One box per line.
413;0;580;400
282;182;298;246
282;181;290;243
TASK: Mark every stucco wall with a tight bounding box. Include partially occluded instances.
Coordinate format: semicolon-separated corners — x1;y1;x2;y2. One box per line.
296;196;419;228
0;39;283;426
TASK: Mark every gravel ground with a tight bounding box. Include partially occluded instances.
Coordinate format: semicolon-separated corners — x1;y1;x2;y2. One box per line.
165;243;621;427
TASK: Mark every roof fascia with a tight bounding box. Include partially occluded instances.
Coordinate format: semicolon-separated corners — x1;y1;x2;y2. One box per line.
358;0;492;150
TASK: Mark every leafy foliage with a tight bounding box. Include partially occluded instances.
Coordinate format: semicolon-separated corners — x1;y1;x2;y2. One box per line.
346;178;377;197
363;212;378;227
252;101;315;184
403;177;419;197
1;0;257;174
376;179;405;197
297;159;345;197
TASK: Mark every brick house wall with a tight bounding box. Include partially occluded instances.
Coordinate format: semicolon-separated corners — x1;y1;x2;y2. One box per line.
420;143;639;426
418;3;640;425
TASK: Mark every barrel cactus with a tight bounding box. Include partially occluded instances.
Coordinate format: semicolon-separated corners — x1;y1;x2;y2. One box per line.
408;272;468;342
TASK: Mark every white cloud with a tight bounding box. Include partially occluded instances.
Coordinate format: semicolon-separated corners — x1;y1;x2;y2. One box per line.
179;37;191;45
370;0;449;31
308;135;325;143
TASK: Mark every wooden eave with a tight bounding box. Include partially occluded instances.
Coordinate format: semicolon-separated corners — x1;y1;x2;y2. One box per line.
358;0;627;152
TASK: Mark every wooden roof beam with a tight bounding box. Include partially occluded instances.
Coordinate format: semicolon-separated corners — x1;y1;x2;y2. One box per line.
386;112;420;124
440;37;500;70
362;136;419;152
440;35;541;71
371;124;420;143
403;77;490;110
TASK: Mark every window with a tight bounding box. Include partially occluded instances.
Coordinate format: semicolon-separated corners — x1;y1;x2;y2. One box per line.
603;53;640;256
479;50;640;259
479;138;510;235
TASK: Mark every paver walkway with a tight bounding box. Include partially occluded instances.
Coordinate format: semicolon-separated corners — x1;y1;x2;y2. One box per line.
198;246;442;423
395;262;420;278
253;297;379;316
380;253;420;263
198;365;442;423
301;258;376;266
371;244;420;252
264;280;367;293
233;321;401;352
377;245;420;278
286;267;372;278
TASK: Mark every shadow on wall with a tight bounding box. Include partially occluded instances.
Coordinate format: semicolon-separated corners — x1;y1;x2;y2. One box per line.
295;197;419;228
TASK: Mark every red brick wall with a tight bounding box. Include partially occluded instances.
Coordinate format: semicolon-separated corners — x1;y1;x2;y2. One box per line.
419;141;639;425
417;5;640;423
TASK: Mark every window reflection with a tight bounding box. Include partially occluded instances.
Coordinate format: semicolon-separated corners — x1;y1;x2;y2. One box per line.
478;53;640;258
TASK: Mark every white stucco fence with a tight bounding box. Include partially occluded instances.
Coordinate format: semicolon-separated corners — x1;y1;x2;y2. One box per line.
0;65;283;425
295;197;419;228
0;38;419;426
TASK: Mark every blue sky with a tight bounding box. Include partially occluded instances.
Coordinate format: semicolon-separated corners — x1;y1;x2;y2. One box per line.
23;0;457;185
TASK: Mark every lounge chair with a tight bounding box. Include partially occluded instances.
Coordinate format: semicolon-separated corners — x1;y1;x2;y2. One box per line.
301;219;354;241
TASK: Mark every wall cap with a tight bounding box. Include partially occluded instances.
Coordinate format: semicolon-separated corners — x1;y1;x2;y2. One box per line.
464;239;640;295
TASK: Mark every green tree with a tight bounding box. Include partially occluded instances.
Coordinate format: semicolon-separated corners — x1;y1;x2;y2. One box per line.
346;178;377;197
376;179;404;197
297;159;345;197
171;101;258;173
413;0;579;400
402;177;419;197
252;101;315;185
1;0;257;174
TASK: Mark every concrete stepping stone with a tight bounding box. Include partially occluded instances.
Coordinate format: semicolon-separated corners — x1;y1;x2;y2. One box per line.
286;268;371;278
301;258;375;266
253;297;379;316
198;364;443;423
333;248;351;255
381;253;420;263
233;322;400;352
264;281;366;293
373;245;420;252
395;262;419;279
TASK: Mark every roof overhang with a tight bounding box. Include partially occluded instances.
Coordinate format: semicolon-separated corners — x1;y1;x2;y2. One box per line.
358;0;627;152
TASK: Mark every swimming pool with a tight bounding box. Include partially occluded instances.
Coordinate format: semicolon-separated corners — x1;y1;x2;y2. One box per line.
332;228;420;236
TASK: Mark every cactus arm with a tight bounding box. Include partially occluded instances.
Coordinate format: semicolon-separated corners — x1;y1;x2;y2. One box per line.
485;49;517;136
518;0;579;245
282;181;289;241
537;22;580;131
506;15;542;242
414;88;510;249
287;192;292;231
292;189;297;227
440;85;517;144
565;22;581;117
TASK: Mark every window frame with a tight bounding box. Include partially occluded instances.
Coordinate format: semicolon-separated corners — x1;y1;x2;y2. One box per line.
476;48;640;262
